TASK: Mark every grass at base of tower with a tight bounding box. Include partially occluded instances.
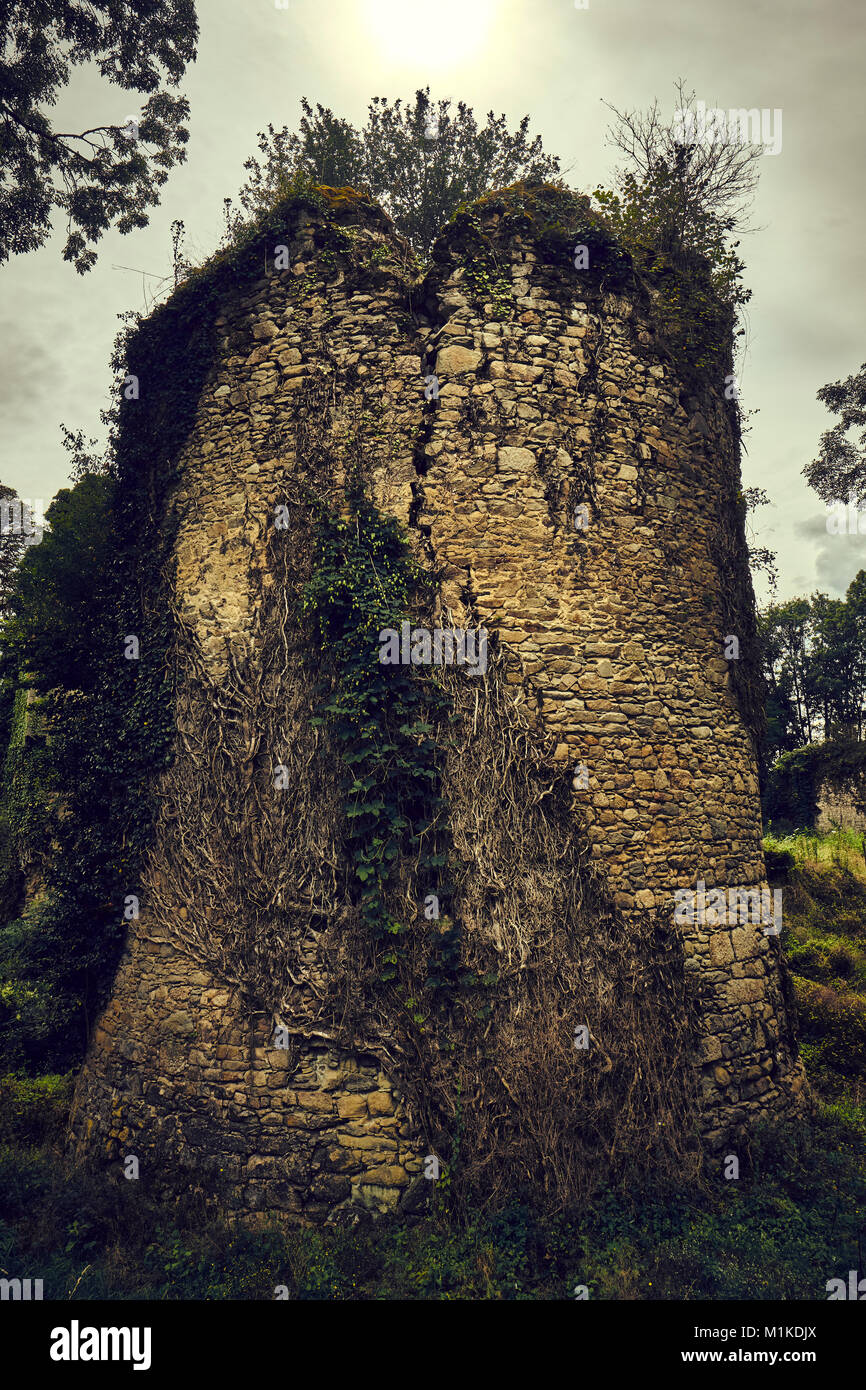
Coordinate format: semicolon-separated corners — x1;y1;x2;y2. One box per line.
0;1069;862;1300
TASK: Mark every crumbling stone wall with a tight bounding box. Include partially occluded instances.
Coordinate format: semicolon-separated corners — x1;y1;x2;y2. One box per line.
765;740;866;835
414;201;803;1143
816;774;866;834
69;187;805;1221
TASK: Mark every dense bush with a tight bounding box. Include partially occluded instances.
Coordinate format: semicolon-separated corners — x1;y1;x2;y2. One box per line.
795;979;866;1078
0;1101;863;1299
0;1071;72;1146
766;829;866;1097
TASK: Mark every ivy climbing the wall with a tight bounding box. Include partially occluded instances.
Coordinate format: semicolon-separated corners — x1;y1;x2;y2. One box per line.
300;495;461;1001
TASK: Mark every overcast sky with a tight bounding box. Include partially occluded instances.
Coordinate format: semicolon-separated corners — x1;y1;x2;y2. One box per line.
2;0;863;607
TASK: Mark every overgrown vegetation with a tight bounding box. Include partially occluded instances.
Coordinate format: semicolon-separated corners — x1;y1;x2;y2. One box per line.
300;499;454;985
0;1068;862;1299
763;740;866;832
591;81;756;390
138;340;703;1217
235;89;560;260
442;182;635;321
764;827;866;1105
0;178;374;1072
3;831;863;1300
0;283;204;1070
1;84;861;1296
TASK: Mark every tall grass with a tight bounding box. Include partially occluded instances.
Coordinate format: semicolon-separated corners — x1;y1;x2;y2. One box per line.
765;825;866;875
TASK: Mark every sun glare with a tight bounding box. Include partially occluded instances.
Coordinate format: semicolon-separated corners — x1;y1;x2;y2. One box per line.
360;0;500;68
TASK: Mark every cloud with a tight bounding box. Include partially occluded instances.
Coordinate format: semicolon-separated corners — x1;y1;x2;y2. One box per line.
794;509;866;596
0;330;65;428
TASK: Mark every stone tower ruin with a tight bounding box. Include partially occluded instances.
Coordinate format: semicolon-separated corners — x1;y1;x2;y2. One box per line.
69;184;805;1222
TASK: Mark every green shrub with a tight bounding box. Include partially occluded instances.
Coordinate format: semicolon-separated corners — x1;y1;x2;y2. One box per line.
764;845;795;878
0;813;22;922
0;1071;73;1145
795;977;866;1077
0;1144;55;1220
0;1101;863;1299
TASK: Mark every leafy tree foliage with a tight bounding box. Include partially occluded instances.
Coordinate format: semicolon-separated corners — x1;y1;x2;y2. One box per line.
0;0;197;272
741;486;777;595
596;80;759;295
237;90;561;259
593;82;757;380
0;483;25;623
1;476;115;693
238;102;362;217
760;598;812;756
0;463;164;1070
803;362;866;509
58;424;114;485
760;571;866;761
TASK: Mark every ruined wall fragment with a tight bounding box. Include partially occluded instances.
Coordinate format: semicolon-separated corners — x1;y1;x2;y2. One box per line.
69;187;805;1221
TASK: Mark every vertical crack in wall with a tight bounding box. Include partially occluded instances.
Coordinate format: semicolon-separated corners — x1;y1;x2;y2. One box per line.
69;186;806;1222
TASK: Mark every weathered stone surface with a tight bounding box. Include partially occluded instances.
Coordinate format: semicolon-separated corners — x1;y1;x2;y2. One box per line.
436;344;482;375
816;765;866;833
69;189;805;1225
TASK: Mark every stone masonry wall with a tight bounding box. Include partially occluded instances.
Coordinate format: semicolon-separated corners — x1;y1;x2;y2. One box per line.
816;774;866;834
69;189;805;1221
414;203;803;1142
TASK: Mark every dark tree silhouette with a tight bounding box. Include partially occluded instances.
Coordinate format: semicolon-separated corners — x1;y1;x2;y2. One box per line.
0;0;197;272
